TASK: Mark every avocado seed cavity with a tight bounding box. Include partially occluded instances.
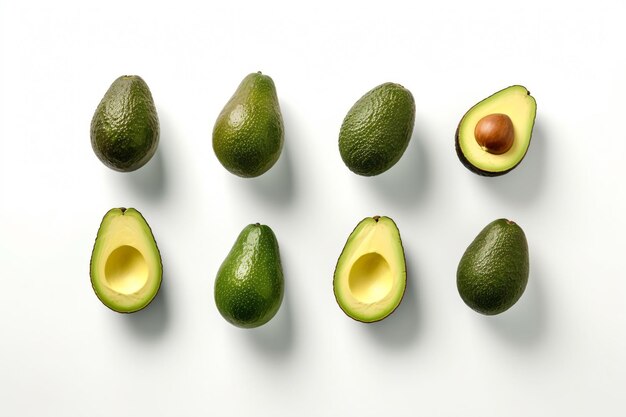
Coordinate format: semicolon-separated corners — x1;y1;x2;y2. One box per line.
474;113;514;155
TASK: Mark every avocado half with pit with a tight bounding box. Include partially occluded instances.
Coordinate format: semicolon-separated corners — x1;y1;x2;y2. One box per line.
90;208;162;313
455;85;537;176
333;216;406;323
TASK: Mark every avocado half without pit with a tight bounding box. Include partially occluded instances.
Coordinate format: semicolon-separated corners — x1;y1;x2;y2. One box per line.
333;216;406;323
90;208;162;313
455;85;537;176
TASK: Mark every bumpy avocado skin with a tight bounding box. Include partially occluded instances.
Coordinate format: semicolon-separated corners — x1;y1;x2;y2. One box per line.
212;72;284;178
339;83;415;176
90;76;159;172
457;219;529;315
214;224;284;328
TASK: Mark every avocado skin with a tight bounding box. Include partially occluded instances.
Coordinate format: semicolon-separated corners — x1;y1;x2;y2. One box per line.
339;83;415;176
214;224;284;328
213;72;284;178
91;76;159;172
457;219;529;315
454;86;536;177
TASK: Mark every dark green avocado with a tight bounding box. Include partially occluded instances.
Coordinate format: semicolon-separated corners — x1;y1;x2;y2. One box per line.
214;223;284;328
339;83;415;176
455;85;536;176
90;75;159;172
212;72;284;178
457;219;529;315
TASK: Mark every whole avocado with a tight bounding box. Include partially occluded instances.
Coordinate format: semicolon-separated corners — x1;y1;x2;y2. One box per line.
214;223;284;328
90;75;159;172
339;83;415;176
457;219;529;315
212;72;284;178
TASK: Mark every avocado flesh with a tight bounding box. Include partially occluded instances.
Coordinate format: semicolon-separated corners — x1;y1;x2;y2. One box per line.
457;219;529;315
214;224;284;328
456;85;536;176
90;75;159;172
334;216;406;323
212;72;284;178
90;208;162;313
339;83;415;176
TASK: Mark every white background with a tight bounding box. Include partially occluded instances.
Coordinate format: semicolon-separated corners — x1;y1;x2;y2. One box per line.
1;1;625;415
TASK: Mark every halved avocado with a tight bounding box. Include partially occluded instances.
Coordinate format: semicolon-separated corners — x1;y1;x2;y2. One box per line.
333;216;406;323
455;85;537;176
90;208;162;313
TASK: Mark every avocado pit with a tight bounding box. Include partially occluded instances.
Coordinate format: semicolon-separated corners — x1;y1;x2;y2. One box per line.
474;113;514;155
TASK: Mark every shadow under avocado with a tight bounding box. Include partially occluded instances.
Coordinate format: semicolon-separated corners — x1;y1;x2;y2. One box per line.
485;255;546;347
121;110;174;201
245;286;294;358
368;122;430;208
364;245;421;348
122;276;170;339
476;120;547;205
124;149;167;200
238;100;297;207
242;141;295;207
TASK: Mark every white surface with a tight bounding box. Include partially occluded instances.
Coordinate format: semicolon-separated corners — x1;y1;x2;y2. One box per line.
1;1;625;415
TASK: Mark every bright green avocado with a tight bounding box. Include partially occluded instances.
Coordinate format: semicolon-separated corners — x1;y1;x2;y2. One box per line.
455;85;536;176
90;75;159;172
334;216;406;323
212;72;284;178
339;83;415;176
90;208;162;313
457;219;529;315
214;223;284;328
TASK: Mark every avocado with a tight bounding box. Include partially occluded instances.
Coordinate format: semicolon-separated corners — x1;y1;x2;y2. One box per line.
333;216;406;323
212;72;284;178
457;219;529;315
90;75;160;172
455;85;536;176
338;83;415;176
214;223;284;328
90;208;162;313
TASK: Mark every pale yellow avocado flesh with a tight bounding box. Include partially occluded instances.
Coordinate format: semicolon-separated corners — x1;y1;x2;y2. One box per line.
458;85;536;173
90;208;162;313
334;216;406;322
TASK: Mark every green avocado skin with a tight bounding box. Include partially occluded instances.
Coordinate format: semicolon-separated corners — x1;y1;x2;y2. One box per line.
457;219;529;315
214;224;284;328
339;83;415;176
213;72;284;178
90;75;159;172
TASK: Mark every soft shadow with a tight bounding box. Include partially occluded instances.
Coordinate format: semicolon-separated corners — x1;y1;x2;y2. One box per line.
368;121;429;207
365;245;421;348
121;111;173;200
245;286;294;358
122;277;170;339
485;257;546;347
242;141;295;207
477;121;547;205
123;145;167;200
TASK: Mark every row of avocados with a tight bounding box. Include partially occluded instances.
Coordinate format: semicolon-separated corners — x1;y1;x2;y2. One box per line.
88;72;535;326
90;73;537;177
90;209;529;325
